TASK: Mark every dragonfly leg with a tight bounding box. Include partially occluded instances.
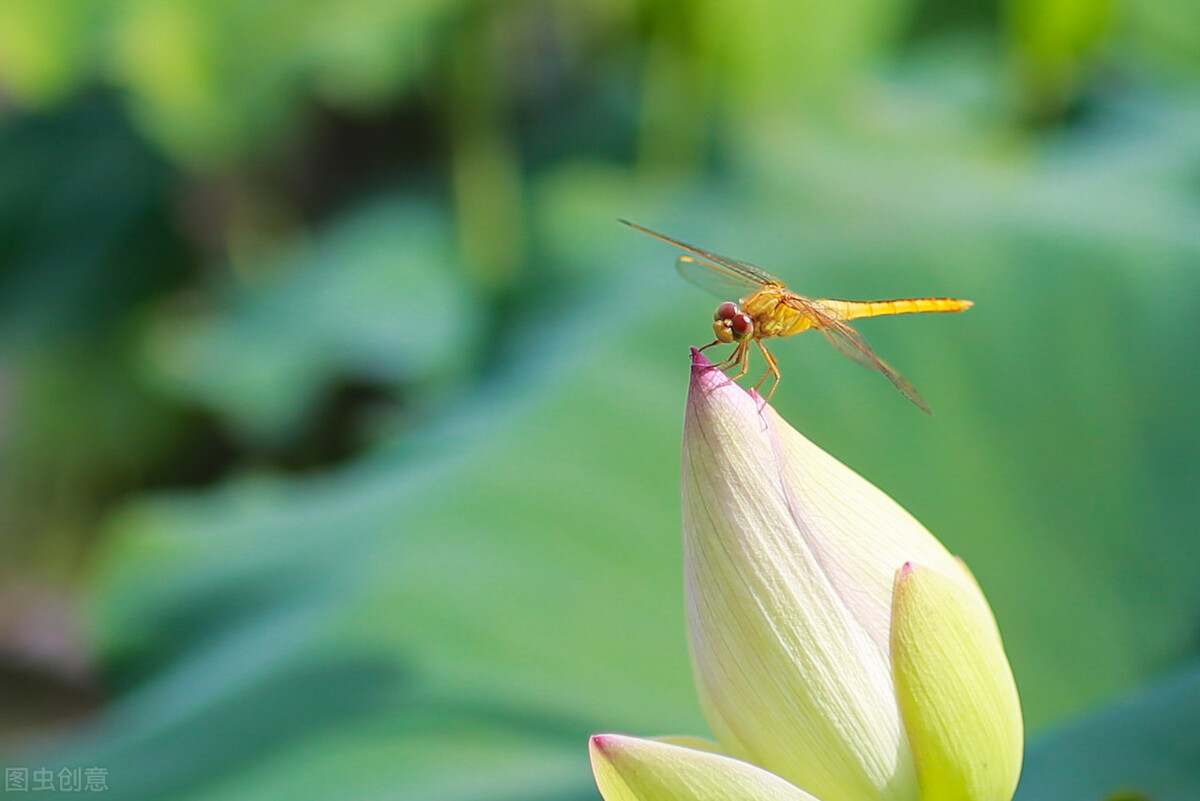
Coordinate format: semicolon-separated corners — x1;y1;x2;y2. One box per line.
728;342;752;381
754;340;781;401
701;340;739;369
711;345;740;371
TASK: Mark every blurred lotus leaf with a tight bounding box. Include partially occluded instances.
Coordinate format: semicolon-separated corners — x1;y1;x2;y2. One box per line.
141;198;481;446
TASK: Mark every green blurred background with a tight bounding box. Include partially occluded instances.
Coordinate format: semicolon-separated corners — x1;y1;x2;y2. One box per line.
0;0;1198;799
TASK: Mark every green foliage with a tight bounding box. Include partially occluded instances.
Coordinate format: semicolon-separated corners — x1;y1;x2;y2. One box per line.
1018;662;1200;801
141;198;482;445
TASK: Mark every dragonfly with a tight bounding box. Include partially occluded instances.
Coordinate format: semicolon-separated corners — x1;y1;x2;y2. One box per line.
621;220;973;413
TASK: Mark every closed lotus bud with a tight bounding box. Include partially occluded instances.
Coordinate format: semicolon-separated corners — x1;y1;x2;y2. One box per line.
679;349;1022;801
589;350;1023;801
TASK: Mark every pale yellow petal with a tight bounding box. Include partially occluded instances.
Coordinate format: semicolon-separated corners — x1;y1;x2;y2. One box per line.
763;402;970;651
890;563;1024;801
653;735;725;753
590;734;825;801
683;358;919;801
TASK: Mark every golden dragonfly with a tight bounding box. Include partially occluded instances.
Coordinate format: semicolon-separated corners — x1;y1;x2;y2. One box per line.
621;220;973;413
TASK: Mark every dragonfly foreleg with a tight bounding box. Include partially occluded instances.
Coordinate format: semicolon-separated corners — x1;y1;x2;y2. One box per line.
711;345;741;371
727;341;752;381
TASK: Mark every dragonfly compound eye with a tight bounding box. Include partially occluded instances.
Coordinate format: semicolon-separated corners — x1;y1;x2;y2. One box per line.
714;301;740;321
730;313;754;340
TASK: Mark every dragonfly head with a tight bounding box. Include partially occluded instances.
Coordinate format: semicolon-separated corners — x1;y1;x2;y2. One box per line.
713;301;754;344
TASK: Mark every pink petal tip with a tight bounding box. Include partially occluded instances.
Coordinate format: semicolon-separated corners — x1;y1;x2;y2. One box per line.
590;734;615;753
689;348;730;394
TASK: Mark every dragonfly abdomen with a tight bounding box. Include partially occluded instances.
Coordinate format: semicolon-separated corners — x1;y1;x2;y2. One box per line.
826;297;973;320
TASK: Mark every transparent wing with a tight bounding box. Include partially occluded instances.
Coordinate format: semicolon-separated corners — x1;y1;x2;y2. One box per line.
676;255;765;298
620;220;785;295
805;304;932;414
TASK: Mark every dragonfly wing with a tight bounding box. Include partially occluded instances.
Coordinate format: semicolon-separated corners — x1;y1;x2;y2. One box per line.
815;315;932;414
621;220;785;288
676;255;767;298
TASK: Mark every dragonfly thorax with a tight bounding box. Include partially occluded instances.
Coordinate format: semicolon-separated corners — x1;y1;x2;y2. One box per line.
713;301;754;343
